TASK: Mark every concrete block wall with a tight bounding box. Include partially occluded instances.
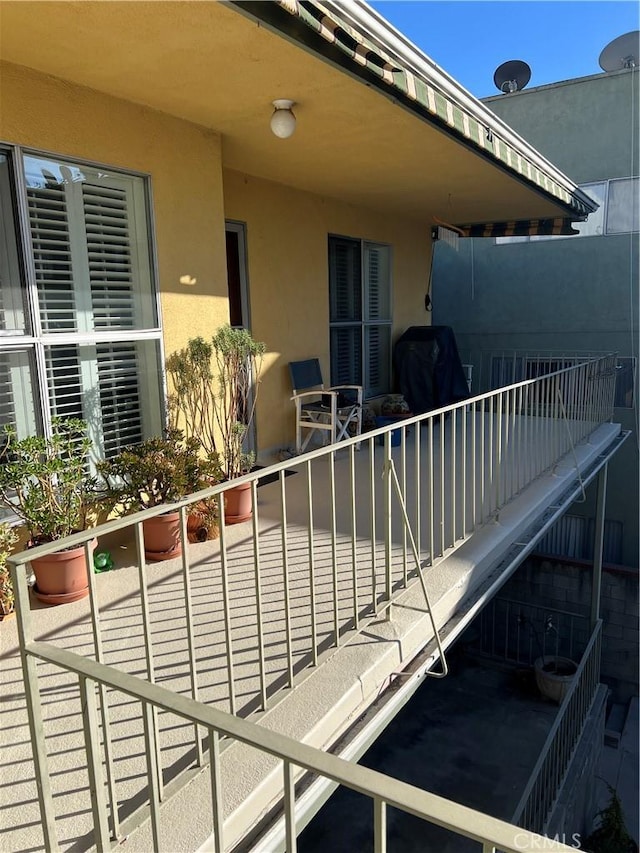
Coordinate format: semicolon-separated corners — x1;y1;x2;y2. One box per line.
501;556;639;704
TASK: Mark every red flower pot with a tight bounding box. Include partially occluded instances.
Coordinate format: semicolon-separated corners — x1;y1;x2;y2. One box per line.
143;511;182;561
31;540;95;605
224;482;253;524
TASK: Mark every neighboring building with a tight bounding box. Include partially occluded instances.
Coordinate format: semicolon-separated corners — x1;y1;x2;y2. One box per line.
432;66;639;570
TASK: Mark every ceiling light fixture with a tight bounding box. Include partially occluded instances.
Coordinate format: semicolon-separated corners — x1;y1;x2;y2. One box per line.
270;99;296;139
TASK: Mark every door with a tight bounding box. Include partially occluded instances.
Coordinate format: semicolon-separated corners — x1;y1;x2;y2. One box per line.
225;221;256;455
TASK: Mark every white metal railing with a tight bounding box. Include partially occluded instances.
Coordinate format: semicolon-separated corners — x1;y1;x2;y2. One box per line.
457;347;618;396
468;597;590;667
12;560;579;852
9;354;617;849
511;619;603;833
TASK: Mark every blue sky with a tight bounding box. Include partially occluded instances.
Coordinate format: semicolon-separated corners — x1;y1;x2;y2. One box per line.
369;1;639;97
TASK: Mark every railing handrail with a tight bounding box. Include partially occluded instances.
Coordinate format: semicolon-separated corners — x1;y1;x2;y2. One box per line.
8;353;617;567
23;637;578;853
511;619;603;829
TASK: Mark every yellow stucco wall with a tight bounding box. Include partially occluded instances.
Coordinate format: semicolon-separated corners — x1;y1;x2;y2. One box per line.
0;62;432;455
223;169;432;452
0;62;230;356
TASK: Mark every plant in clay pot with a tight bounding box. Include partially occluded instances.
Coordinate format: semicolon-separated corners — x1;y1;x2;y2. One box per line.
166;327;266;524
98;430;222;560
166;337;218;459
0;523;19;619
211;326;265;524
166;338;224;540
0;418;97;605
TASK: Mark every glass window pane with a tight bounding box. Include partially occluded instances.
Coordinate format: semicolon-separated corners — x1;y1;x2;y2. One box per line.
607;178;640;234
573;182;607;237
365;324;391;398
331;326;362;388
0;154;27;333
329;237;362;322
0;349;38;438
45;339;163;463
528;181;608;242
364;243;391;322
24;154;157;334
614;357;636;408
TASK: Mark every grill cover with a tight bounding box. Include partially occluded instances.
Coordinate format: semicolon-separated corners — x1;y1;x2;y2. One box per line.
394;326;470;415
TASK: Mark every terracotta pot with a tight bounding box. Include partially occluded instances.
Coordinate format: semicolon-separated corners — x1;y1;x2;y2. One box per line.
224;482;253;524
31;540;95;605
143;511;182;561
187;500;219;543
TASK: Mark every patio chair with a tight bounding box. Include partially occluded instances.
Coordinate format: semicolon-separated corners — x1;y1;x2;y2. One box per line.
289;359;363;454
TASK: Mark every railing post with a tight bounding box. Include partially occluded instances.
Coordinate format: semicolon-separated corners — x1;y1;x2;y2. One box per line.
383;431;393;620
590;464;608;629
11;560;60;852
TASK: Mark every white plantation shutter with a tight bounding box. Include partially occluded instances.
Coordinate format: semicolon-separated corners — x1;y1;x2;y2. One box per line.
363;242;391;397
329;237;362;387
329;238;361;323
4;152;164;462
96;343;144;456
364;243;391;323
331;326;362;388
329;237;392;397
45;346;83;421
84;182;136;330
364;324;391;398
27;182;77;333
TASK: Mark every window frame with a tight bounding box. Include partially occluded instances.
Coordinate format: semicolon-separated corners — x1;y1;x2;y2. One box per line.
495;176;638;244
0;142;166;455
328;234;393;399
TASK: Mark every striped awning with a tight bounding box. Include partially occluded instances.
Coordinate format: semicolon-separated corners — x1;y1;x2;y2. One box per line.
245;0;595;232
457;217;580;238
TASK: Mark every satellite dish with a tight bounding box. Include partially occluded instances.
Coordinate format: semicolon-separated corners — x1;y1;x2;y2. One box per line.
599;31;639;71
493;60;532;93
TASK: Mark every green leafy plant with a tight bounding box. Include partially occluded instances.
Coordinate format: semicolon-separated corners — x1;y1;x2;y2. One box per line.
0;523;19;617
211;325;265;480
166;337;218;458
583;784;638;853
98;430;222;513
0;418;95;544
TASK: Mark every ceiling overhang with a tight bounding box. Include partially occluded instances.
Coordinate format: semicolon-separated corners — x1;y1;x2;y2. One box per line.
0;0;596;234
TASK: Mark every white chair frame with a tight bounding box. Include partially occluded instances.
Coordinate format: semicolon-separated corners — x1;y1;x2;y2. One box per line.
289;359;363;454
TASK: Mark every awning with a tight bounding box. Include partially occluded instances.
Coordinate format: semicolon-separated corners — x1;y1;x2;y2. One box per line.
236;0;596;232
456;217;580;238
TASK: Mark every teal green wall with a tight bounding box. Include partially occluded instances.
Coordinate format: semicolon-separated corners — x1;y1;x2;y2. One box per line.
433;69;639;568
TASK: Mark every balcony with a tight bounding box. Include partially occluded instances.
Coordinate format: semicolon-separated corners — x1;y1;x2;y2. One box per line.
3;354;626;852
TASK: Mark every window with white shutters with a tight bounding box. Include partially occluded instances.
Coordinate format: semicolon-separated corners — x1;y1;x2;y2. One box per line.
0;147;163;462
329;236;392;398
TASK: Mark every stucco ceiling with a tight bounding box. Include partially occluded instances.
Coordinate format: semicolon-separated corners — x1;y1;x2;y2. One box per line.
0;0;575;225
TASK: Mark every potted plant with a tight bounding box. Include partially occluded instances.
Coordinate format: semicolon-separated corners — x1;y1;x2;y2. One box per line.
166;337;218;459
0;523;19;620
98;430;222;560
211;325;265;523
0;418;97;605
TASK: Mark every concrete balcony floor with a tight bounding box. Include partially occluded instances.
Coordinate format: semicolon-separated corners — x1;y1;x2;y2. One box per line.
0;418;622;852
